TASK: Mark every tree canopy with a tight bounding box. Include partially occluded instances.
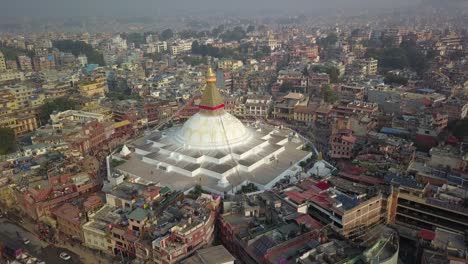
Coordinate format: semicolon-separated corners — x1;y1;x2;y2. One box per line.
279;82;293;93
450;118;468;140
39;97;78;125
0;44;35;60
122;33;146;48
384;73;408;85
317;33;338;48
0;128;16;155
191;41;238;59
365;40;429;75
53;40;104;65
220;26;246;42
160;29;174;41
322;85;339;103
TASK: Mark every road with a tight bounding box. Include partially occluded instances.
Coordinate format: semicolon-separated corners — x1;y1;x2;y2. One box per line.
0;218;82;263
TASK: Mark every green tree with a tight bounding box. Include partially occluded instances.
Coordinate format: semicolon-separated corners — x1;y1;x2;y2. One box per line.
0;128;16;155
191;40;200;54
53;40;104;65
326;67;340;83
122;33;146;47
211;25;225;37
220;26;246;42
451;119;468;139
160;29;174;41
322;85;339;103
384;73;408;85
279;82;293;93
0;45;35;60
247;25;255;33
401;40;428;75
39;98;78;125
318;33;338;48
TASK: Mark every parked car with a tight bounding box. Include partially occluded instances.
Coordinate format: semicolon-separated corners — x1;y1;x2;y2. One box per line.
22;238;31;245
59;252;71;260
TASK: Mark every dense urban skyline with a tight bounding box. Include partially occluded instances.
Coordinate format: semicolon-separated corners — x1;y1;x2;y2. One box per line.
0;1;467;264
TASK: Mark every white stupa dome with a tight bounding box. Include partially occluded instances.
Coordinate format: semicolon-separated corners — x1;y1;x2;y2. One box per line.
174;111;251;149
309;152;331;177
120;144;131;157
173;67;251;150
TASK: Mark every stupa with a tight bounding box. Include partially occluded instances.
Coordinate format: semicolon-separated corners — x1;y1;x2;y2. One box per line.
309;152;331;177
111;67;312;193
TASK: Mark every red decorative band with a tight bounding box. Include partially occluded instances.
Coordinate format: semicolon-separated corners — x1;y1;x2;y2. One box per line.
199;104;225;111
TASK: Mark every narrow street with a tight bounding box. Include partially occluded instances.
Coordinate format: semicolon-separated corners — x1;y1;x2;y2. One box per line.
0;217;115;264
0;218;81;263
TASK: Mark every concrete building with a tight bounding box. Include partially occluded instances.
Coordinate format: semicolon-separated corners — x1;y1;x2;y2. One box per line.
53;203;86;242
274;92;308;120
358;58;378;76
78;76;108;97
386;174;468;235
170;40;193;55
329;129;356;159
0;51;6;72
181;245;236;264
243;95;271;119
0;70;25;83
17;55;33;72
284;179;384;238
77;54;88;67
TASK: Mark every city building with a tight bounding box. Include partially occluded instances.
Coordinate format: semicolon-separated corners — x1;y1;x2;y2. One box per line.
53;203;86;242
329;129;356;159
0;70;25;83
0;51;6;72
181;245;236;264
78;75;108;97
386;174;468;235
17;55;33;72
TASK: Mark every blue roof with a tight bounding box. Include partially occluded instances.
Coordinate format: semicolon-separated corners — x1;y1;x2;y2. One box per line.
380;127;410;136
85;64;98;73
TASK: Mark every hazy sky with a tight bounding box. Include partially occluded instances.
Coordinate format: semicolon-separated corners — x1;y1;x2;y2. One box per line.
1;0;416;18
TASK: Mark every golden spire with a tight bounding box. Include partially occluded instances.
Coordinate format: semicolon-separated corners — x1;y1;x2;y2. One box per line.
317;152;323;161
199;66;224;111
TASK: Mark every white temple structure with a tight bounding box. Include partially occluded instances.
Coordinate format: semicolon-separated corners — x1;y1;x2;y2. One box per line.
309;152;332;177
120;145;131;157
110;67;312;194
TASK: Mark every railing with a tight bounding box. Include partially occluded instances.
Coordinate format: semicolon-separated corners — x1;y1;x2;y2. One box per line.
426;198;468;214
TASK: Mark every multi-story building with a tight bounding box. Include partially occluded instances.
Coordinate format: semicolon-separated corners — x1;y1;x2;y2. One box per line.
0;51;6;72
218;59;243;71
77;54;88;67
181;245;236;264
274;92;308;120
338;84;365;101
53;203;86;242
78;76;108;97
151;195;220;264
170;40;193;55
285;179;384;238
294;104;318;124
386;175;468;235
358;58;378;76
33;55;55;71
329;129;356;159
243;95;271;119
12;173;100;220
0;70;25;83
17;55;33;72
0;89;38;135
